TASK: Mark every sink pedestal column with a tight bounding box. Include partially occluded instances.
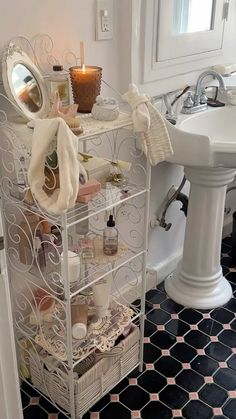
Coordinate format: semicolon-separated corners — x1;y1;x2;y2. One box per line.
165;166;236;309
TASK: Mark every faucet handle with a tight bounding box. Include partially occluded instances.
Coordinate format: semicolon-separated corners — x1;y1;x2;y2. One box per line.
182;92;194;109
200;89;208;104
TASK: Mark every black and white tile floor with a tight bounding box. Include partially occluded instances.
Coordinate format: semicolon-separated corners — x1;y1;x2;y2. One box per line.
22;236;236;419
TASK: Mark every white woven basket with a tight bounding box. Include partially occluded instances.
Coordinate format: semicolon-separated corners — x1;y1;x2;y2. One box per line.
29;324;140;418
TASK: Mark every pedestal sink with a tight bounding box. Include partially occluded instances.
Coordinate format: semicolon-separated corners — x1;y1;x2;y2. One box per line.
165;105;236;309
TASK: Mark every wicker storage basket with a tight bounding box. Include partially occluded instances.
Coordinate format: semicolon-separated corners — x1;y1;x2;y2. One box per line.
29;324;140;418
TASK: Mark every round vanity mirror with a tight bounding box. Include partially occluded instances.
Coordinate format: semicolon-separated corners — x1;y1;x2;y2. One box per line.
1;43;50;120
11;63;42;113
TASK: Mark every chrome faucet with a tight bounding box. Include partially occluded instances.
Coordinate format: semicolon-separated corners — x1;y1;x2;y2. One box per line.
182;70;227;114
152;86;190;124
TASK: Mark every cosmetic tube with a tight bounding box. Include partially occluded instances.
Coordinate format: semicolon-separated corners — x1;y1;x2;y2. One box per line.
92;267;113;319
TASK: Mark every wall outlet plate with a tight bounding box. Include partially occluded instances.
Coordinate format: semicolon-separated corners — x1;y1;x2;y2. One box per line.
96;0;113;41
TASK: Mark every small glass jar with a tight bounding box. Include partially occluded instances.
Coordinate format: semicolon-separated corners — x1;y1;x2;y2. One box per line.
48;65;70;106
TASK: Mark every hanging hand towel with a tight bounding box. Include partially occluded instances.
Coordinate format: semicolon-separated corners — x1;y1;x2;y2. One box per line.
122;84;173;165
28;117;86;215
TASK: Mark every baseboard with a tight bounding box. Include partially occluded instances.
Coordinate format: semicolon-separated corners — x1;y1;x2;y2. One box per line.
114;250;182;304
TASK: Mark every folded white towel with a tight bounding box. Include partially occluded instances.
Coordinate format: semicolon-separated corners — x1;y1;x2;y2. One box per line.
122;84;173;165
28;117;86;215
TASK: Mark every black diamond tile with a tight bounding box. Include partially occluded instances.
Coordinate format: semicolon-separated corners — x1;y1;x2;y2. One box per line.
184;330;210;349
214;367;236;390
138;370;167;393
179;308;203;324
175;369;205;392
232;283;236;292
143;343;161;363
21;390;30;409
183;400;213;419
165;319;190;336
160;298;184;314
119;385;149;410
156;282;166;293
150;330;176;349
58;412;70;419
222;265;230;276
159;384;188;409
191;355;219;375
205;341;232;361
231;319;236;331
170;342;197;363
21;381;40;397
141;401;172;419
110;377;128;394
39;397;59;413
218;329;236;348
222;242;231;253
132;298;153;314
223;399;236;419
147;309;171;325
127;366;142;379
144;320;157;337
23;405;48;419
199;383;228;407
212;416;227;419
222;236;232;247
211;307;234;323
228;354;236;371
155;356;182;377
100;402;131;419
198;319;223;336
146;289;167;304
90;394;110;412
223;296;236;311
221;256;235;268
225;271;236;284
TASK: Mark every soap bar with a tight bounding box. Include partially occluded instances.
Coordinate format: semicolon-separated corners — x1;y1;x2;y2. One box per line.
78;179;101;196
213;63;236;76
77;192;98;203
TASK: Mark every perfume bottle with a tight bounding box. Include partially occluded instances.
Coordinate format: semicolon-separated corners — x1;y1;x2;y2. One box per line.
48;65;70;106
103;215;118;256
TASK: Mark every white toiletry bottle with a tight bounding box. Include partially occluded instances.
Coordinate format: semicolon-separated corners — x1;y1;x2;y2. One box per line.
103;215;118;255
48;65;70;106
71;304;88;339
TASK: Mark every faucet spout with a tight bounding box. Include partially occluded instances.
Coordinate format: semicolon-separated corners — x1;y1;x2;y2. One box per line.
194;70;226;106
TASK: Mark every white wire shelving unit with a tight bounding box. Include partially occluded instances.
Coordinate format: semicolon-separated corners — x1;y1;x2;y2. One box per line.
0;105;151;418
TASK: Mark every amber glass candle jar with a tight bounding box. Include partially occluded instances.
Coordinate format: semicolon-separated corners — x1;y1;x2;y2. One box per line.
69;65;102;113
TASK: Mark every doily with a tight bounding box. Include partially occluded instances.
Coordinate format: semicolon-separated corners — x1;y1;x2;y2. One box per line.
34;297;134;361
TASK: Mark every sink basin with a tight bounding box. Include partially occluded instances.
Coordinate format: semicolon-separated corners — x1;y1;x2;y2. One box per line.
164;104;236;310
166;105;236;167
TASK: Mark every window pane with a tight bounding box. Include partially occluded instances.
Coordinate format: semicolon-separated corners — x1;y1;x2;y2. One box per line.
174;0;214;34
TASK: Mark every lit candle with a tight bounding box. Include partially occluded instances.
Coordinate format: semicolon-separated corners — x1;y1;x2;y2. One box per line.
69;66;102;113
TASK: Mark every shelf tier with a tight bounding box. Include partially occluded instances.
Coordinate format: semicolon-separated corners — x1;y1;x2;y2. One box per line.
8;181;147;227
16;295;141;368
74;112;133;141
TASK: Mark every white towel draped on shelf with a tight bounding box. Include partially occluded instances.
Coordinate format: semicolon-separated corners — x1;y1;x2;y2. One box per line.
28;117;86;215
122;84;173;165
